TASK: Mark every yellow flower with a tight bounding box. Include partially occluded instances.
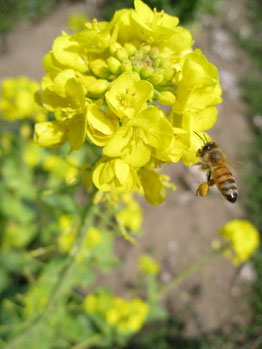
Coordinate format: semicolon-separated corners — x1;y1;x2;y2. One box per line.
93;158;138;193
34;121;67;149
103;105;173;167
84;292;148;333
131;0;179;43
33;0;223;205
0;76;46;121
23;141;43;167
139;254;160;275
139;168;167;205
84;227;102;249
77;227;102;262
180;131;211;166
86;103;119;146
58;215;77;253
171;49;222;135
116;193;143;232
52;32;88;73
219;220;260;264
105;72;154;119
42;155;79;184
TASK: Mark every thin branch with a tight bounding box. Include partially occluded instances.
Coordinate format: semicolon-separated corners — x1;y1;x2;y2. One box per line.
158;244;228;300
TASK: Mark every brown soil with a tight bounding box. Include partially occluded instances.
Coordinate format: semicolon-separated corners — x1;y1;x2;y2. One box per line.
0;0;254;338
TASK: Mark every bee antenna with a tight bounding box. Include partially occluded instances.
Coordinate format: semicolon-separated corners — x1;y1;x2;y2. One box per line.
193;131;205;144
203;133;208;143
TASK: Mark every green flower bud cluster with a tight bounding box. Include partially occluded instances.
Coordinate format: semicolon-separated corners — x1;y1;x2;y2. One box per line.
100;42;176;89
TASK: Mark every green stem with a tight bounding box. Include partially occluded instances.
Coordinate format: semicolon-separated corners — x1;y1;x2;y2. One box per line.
3;190;97;349
158;244;228;300
71;334;102;349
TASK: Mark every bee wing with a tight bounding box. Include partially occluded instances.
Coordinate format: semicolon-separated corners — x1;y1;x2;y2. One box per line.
226;158;245;170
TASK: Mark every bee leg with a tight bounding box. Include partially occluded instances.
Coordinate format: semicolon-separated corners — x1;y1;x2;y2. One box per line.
196;182;209;197
207;171;215;187
196;170;213;197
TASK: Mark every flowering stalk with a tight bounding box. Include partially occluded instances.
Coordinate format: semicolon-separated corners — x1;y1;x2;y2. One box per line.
3;189;97;349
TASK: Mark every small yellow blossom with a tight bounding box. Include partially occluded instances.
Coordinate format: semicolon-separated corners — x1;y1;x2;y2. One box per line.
34;121;68;149
84;292;148;333
105;72;154;119
139;254;160;275
116;193;143;232
139;168;167;205
23;141;43;167
77;227;102;262
58;215;77;253
42;155;79;184
219;220;260;264
93;158;138;193
0;76;46;122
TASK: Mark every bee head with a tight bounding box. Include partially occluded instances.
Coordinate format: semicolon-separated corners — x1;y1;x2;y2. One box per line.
197;142;218;158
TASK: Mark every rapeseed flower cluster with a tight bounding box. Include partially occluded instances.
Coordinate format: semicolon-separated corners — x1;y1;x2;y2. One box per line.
84;292;148;333
34;0;222;204
219;220;260;264
116;193;143;232
0;76;46;122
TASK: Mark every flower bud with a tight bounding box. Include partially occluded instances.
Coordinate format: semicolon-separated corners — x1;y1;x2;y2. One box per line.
135;50;143;60
156;91;176;105
124;43;137;56
161;60;172;69
89;59;110;79
150;73;164;85
141;44;151;55
107;57;122;74
116;47;129;62
133;64;143;73
109;41;122;55
149;47;159;60
163;68;175;81
121;60;133;72
87;79;109;96
153;57;161;68
140;66;153;78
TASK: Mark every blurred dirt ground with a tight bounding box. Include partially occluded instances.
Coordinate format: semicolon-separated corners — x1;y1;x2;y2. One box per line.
0;0;254;337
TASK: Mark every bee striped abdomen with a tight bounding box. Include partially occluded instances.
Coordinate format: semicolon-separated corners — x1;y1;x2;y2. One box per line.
212;166;238;203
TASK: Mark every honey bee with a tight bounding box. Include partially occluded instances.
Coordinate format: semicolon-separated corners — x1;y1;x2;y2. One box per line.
194;132;238;203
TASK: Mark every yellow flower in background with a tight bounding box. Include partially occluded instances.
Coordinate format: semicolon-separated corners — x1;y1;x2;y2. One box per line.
116;193;143;232
77;227;102;262
139;254;160;275
219;220;260;264
23;141;43;167
58;215;77;253
0;76;46;122
42;154;79;184
84;292;148;333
